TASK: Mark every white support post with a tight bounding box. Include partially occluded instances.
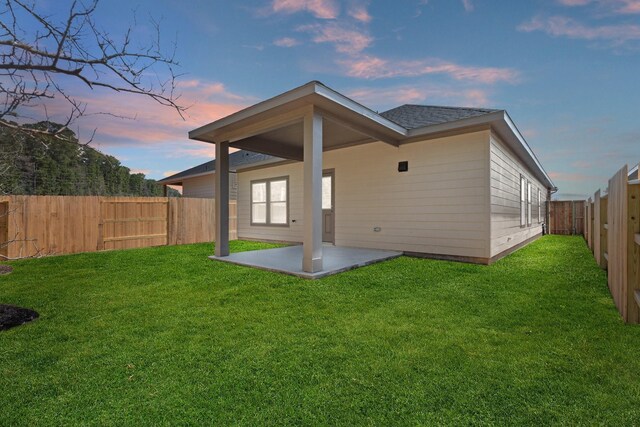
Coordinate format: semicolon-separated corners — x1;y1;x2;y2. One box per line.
303;109;323;273
215;141;229;257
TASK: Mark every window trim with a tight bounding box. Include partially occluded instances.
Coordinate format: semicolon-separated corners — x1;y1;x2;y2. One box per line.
527;181;532;227
520;175;527;228
250;176;290;227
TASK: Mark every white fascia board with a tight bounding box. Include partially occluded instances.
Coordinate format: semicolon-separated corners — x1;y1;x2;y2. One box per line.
502;111;556;190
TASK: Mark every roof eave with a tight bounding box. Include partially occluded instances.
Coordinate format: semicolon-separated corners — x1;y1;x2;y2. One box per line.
407;110;555;190
188;81;407;143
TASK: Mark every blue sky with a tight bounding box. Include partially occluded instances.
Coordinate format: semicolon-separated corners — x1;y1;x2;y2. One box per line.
37;0;640;199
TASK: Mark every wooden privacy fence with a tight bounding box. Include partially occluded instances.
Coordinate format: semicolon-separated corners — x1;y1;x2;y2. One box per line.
549;200;585;235
0;196;237;259
585;163;640;323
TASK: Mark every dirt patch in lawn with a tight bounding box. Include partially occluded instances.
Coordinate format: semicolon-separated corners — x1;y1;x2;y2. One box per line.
0;304;39;331
0;265;13;275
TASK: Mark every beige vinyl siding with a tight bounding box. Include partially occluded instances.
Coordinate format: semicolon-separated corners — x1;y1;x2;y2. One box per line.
238;131;492;259
490;133;546;258
181;173;238;199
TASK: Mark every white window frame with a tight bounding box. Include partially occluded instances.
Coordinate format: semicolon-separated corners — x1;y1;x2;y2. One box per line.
527;181;532;226
520;175;526;227
250;176;289;227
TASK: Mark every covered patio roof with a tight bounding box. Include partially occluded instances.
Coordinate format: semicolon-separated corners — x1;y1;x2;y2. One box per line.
189;81;407;161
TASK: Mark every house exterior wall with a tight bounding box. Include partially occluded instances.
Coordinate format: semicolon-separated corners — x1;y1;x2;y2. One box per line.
238;130;493;260
181;173;238;199
489;132;547;259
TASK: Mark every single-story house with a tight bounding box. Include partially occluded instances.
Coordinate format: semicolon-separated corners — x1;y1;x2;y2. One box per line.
177;81;556;272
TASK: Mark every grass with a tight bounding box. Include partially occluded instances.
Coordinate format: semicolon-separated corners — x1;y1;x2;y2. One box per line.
1;236;639;425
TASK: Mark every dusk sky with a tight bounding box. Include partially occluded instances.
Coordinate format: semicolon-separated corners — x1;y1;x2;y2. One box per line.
37;0;640;199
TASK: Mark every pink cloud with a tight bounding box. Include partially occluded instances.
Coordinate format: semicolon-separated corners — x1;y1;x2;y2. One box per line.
169;144;218;159
618;0;640;13
273;37;301;47
271;0;339;19
65;79;252;149
298;22;373;54
518;15;640;43
130;168;151;175
348;1;372;22
557;0;592;5
163;170;181;177
78;97;245;145
340;55;520;84
556;0;640;14
462;0;474;12
347;85;491;109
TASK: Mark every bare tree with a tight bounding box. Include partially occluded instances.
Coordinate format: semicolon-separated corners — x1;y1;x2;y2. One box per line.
0;0;185;142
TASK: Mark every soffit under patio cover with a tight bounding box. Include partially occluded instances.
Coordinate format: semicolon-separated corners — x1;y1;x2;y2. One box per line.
188;81;556;190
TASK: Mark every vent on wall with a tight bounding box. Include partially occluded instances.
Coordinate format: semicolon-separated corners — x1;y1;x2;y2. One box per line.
398;161;408;172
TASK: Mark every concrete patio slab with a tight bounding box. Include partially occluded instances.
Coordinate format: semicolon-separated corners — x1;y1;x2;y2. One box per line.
209;245;402;279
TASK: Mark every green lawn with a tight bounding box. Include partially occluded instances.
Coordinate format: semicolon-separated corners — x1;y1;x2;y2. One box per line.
1;236;639;425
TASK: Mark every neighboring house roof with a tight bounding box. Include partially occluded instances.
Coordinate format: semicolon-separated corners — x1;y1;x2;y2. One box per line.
380;105;500;129
159;151;279;184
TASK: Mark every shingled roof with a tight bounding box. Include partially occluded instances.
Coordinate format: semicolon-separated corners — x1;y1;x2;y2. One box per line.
159;151;278;183
379;105;500;130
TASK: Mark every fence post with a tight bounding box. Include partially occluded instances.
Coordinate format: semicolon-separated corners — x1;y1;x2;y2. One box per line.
594;190;602;265
584;203;588;240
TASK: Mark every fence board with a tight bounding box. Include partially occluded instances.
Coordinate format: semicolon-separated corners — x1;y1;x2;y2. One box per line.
583;204;588;240
600;196;608;270
627;182;640;323
590;200;595;251
594;190;602;266
607;166;628;320
0;196;236;259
